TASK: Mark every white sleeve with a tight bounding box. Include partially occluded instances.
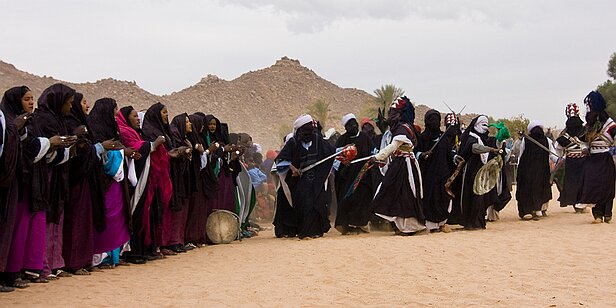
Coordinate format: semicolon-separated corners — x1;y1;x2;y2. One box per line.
517;138;525;164
548;139;559;162
34;137;51;163
375;139;403;161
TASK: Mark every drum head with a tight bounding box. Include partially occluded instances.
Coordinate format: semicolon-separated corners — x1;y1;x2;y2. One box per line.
206;210;240;244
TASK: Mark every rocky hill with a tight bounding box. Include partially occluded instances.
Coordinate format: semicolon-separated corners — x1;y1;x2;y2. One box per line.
1;57;451;151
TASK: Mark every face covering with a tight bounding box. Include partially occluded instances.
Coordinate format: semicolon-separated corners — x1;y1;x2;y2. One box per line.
474;116;489;134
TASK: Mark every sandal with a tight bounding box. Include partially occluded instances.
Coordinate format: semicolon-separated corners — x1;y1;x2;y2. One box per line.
8;278;29;289
0;285;15;293
43;274;59;281
24;271;49;283
160;248;177;256
87;267;103;272
73;268;91;276
97;264;114;270
117;260;130;266
53;270;72;278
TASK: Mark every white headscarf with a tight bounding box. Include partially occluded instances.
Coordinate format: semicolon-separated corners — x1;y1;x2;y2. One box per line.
137;111;145;129
474;115;489;134
341;113;356;127
527;121;544;134
293;114;313;131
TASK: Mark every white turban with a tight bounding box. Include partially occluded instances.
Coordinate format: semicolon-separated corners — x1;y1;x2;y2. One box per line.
293;114;313;130
527;121;544;134
341;113;356;127
474;115;489;134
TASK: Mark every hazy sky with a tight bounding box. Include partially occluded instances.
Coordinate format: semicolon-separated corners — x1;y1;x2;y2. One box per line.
1;0;615;127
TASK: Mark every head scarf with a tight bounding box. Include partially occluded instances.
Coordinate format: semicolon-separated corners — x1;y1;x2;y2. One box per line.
527;121;544;134
188;113;205;146
341;113;356;127
0;85;30;121
203;114;225;146
117;105;146;150
388;96;415;131
584;91;606;113
34;83;76;137
360;117;376;131
64;92;89;134
142;102;173;148
473;115;489;134
88;98;119;143
459;115;489;149
266;149;277;161
170;113;189;148
421;109;442;141
293;114;313;132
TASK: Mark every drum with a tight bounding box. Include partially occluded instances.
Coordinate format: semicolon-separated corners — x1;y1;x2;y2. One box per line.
206;210;240;244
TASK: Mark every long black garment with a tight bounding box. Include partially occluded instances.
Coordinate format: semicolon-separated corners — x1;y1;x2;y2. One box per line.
371;124;425;225
30;83;76;223
555;117;586;207
334;131;375;230
516;128;552;217
0;87;23;272
415;126;454;227
457;117;498;229
169;114;194;212
276;133;335;238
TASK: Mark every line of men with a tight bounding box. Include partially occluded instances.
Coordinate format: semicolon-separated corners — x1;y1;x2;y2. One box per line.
272;90;616;239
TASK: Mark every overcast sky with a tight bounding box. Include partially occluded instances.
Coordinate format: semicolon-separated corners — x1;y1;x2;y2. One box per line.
1;0;615;127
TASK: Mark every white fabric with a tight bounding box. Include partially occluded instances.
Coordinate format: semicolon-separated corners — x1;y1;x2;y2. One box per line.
474;116;489;134
284;133;294;144
137;111;145;129
324;128;336;140
341;113;356;127
34;137;50;163
469;132;488;164
527;121;544;134
130;155;150;215
200;152;208;170
293;114;313;130
127;158;138;187
0;110;5;158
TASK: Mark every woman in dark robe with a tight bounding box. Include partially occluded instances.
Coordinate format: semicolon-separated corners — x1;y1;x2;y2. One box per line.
516;122;555;220
456;115;500;230
161;113;194;253
141;103;177;255
578;91;616;224
371;97;425;235
88;98;134;267
203;115;239;217
61;93;107;275
117;106;164;263
415;109;454;233
276;114;335;239
555;104;587;212
30;83;79;279
334;114;376;234
0;86;43;290
184;113;218;247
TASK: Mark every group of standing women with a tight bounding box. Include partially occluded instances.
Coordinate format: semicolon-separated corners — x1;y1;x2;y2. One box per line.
0;83;239;292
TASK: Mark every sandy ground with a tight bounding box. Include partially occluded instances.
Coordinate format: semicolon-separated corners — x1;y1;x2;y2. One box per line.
2;186;615;307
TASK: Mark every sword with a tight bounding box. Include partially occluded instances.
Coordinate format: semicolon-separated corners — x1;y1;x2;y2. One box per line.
519;131;562;159
350;155;375;164
300;149;344;173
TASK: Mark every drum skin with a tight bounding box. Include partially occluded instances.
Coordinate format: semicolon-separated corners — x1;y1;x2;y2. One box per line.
206;210;240;244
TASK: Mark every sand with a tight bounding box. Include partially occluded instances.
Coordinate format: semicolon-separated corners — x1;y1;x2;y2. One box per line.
2;186;615;307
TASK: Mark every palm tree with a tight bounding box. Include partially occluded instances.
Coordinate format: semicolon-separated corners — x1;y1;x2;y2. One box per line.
308;99;331;128
374;84;405;111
